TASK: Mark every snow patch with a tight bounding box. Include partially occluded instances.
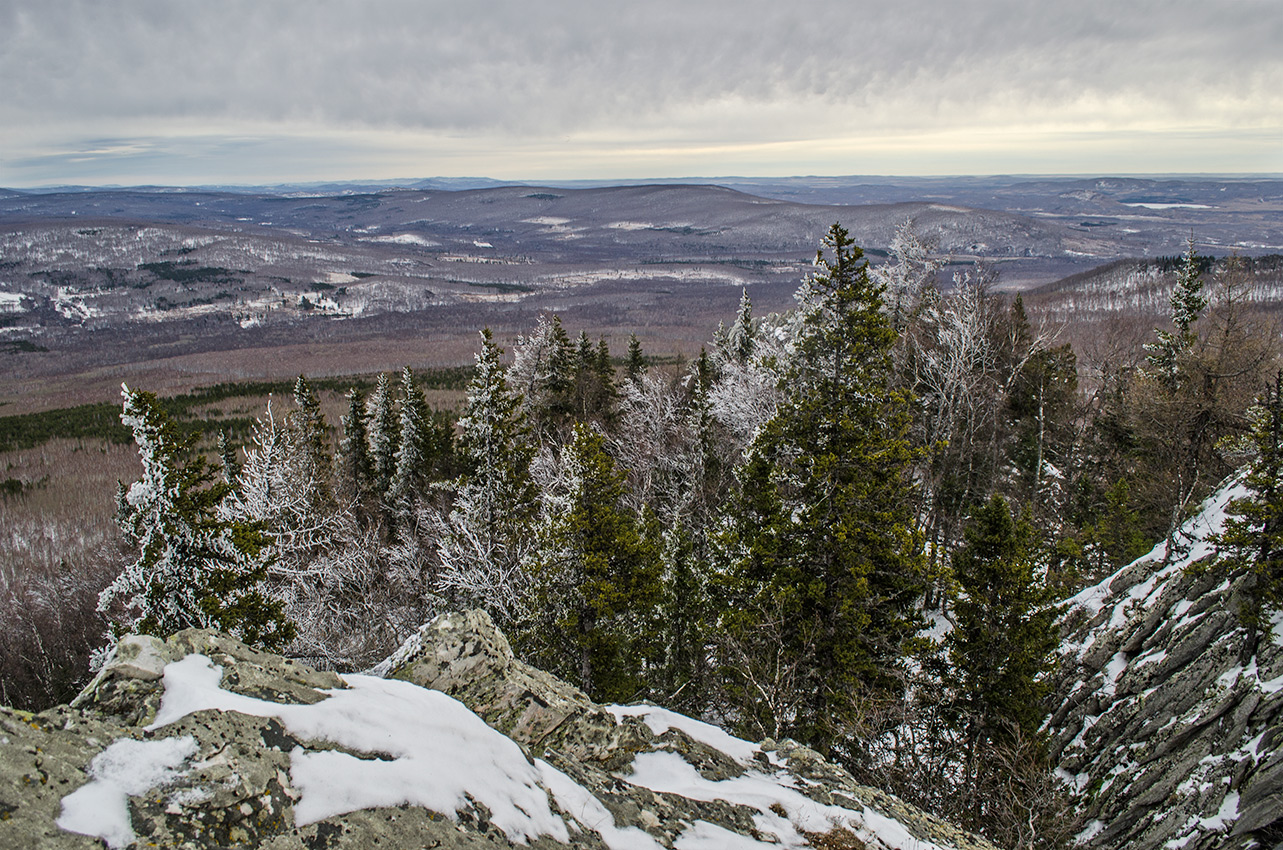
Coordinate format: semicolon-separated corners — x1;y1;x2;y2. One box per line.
536;760;663;850
58;736;198;849
366;233;440;247
126;654;571;843
622;751;946;850
607;704;760;764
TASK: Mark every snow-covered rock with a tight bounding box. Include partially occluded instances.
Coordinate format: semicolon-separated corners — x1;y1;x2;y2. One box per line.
1049;479;1283;850
1;613;998;849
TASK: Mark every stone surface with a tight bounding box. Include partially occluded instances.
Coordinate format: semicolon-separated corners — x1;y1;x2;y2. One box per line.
1;616;999;850
1050;481;1283;850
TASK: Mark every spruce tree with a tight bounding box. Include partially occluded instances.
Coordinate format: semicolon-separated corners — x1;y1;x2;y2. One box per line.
626;333;647;385
337;388;373;500
365;372;400;502
290;376;329;482
726;288;755;365
437;329;539;625
217;429;241;487
945;494;1058;842
1213;372;1283;661
948;495;1056;748
390;366;436;509
99;385;294;650
528;423;661;702
1144;237;1207;389
720;223;925;757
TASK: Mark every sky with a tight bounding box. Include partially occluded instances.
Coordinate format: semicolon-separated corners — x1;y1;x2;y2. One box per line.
2;0;1281;188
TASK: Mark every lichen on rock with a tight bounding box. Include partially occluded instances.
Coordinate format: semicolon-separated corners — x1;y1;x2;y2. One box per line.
1;613;998;849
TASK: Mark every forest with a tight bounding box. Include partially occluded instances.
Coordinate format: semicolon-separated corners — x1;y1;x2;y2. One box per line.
4;221;1281;850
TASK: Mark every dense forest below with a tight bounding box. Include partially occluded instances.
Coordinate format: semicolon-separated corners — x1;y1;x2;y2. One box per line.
3;222;1282;850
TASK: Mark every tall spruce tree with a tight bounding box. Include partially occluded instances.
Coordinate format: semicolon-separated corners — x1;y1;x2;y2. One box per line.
720;223;925;757
390;366;437;510
437;330;539;625
99;385;294;650
1145;237;1207;388
366;372;400;503
527;423;661;702
626;333;647;385
948;495;1056;749
945;494;1059;844
337;387;374;506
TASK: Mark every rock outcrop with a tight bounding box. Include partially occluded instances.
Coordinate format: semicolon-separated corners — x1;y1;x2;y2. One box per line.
1050;480;1283;850
2;609;997;850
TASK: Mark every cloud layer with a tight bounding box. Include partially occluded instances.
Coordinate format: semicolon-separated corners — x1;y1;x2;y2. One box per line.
2;0;1280;184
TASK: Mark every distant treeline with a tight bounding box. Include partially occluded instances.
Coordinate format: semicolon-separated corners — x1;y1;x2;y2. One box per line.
0;367;474;453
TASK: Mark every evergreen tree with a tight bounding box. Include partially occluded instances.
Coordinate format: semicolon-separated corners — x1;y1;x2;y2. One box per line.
337;387;374;505
945;494;1059;842
1213;372;1283;661
390;366;437;509
626;333;647;385
98;385;294;650
217;429;241;487
366;373;400;502
527;423;662;702
437;329;539;625
290;376;330;485
725;288;755;365
1145;237;1207;388
948;495;1057;748
720;223;925;756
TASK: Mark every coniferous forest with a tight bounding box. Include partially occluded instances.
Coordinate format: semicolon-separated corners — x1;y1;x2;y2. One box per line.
5;222;1283;849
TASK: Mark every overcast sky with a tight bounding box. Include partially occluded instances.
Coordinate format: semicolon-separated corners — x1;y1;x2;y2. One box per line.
2;0;1280;187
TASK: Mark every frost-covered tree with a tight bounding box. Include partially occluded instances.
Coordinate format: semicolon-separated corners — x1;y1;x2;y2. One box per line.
289;375;331;502
719;223;925;757
1144;237;1207;388
871;220;939;331
526;423;662;702
225;399;424;669
365;373;400;502
99;385;293;651
723;288;756;366
390;367;438;511
436;330;539;625
708;310;788;453
509;313;575;433
336;387;374;508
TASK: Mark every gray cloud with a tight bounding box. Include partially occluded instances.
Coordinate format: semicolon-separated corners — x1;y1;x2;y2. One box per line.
2;0;1280;184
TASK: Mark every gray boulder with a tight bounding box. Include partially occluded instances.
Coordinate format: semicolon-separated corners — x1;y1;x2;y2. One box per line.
2;615;998;850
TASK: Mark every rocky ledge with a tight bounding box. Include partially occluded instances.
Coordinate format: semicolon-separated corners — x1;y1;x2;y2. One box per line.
1050;480;1283;850
2;609;996;850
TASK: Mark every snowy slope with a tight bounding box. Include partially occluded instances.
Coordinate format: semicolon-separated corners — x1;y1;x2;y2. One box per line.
1049;478;1283;850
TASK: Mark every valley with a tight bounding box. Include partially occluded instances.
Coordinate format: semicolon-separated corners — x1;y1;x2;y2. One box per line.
5;176;1280;415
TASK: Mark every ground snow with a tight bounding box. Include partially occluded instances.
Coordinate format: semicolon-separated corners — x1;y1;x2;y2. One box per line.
61;653;945;850
622;750;946;850
126;654;570;843
535;760;665;850
607;704;761;764
57;736;198;848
